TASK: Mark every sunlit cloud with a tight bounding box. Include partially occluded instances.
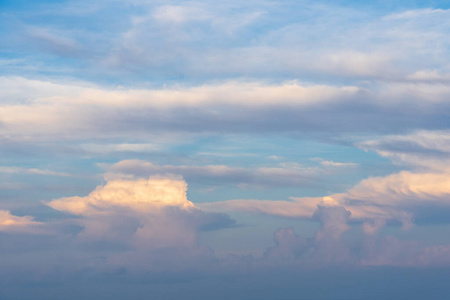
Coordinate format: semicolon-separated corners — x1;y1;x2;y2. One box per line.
47;177;235;256
2;0;450;297
0;210;42;233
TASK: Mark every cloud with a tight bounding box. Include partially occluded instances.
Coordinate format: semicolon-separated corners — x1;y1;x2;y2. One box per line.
407;70;450;83
261;202;353;265
0;210;42;233
319;160;358;168
152;5;211;25
0;166;71;177
2;76;450;152
203;129;450;227
262;227;308;264
47;176;235;268
0;76;364;139
347;171;450;206
24;26;82;56
5;1;450;86
102;159;321;188
201;197;320;219
384;8;448;20
3;1;450;287
203;171;429;227
259;201;450;267
98;3;450;82
202;192;402;224
79;143;160;154
47;177;195;216
359;130;450;171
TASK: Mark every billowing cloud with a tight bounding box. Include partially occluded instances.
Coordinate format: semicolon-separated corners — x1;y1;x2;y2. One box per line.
261;202;353;265
48;177;195;216
261;209;450;267
47;176;235;266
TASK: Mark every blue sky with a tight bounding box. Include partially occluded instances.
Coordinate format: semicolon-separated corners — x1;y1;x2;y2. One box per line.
2;0;450;299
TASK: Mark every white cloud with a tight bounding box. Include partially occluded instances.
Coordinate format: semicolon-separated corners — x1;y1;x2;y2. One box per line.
0;166;71;177
384;8;448;20
153;5;211;24
359;130;450;171
47;176;234;258
47;177;194;216
3;76;450;145
347;171;450;206
79;143;160;154
319;160;358;168
0;76;363;139
407;70;450;82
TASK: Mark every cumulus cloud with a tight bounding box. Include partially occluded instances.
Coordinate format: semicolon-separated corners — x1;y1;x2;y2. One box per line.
259;202;450;267
47;176;235;269
262;227;308;264
47;177;195;216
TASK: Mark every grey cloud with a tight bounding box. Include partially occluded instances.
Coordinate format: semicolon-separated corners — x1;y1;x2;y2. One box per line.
3;78;450;145
260;205;353;266
262;227;309;264
23;27;83;57
260;205;450;268
2;198;450;300
359;130;450;170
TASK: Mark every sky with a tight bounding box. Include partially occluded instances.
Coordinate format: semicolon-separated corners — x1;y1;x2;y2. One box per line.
1;0;450;299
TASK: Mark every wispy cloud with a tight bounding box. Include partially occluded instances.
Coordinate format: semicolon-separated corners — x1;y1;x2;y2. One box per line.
0;166;72;177
101;159;322;187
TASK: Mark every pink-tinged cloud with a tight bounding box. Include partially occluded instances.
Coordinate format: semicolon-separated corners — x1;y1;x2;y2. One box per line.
0;210;42;233
47;177;194;216
47;177;234;266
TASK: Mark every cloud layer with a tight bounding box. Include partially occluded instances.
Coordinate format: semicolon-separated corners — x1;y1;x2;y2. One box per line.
2;1;450;298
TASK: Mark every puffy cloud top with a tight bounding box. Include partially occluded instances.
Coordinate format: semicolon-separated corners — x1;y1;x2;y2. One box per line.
47;177;194;216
